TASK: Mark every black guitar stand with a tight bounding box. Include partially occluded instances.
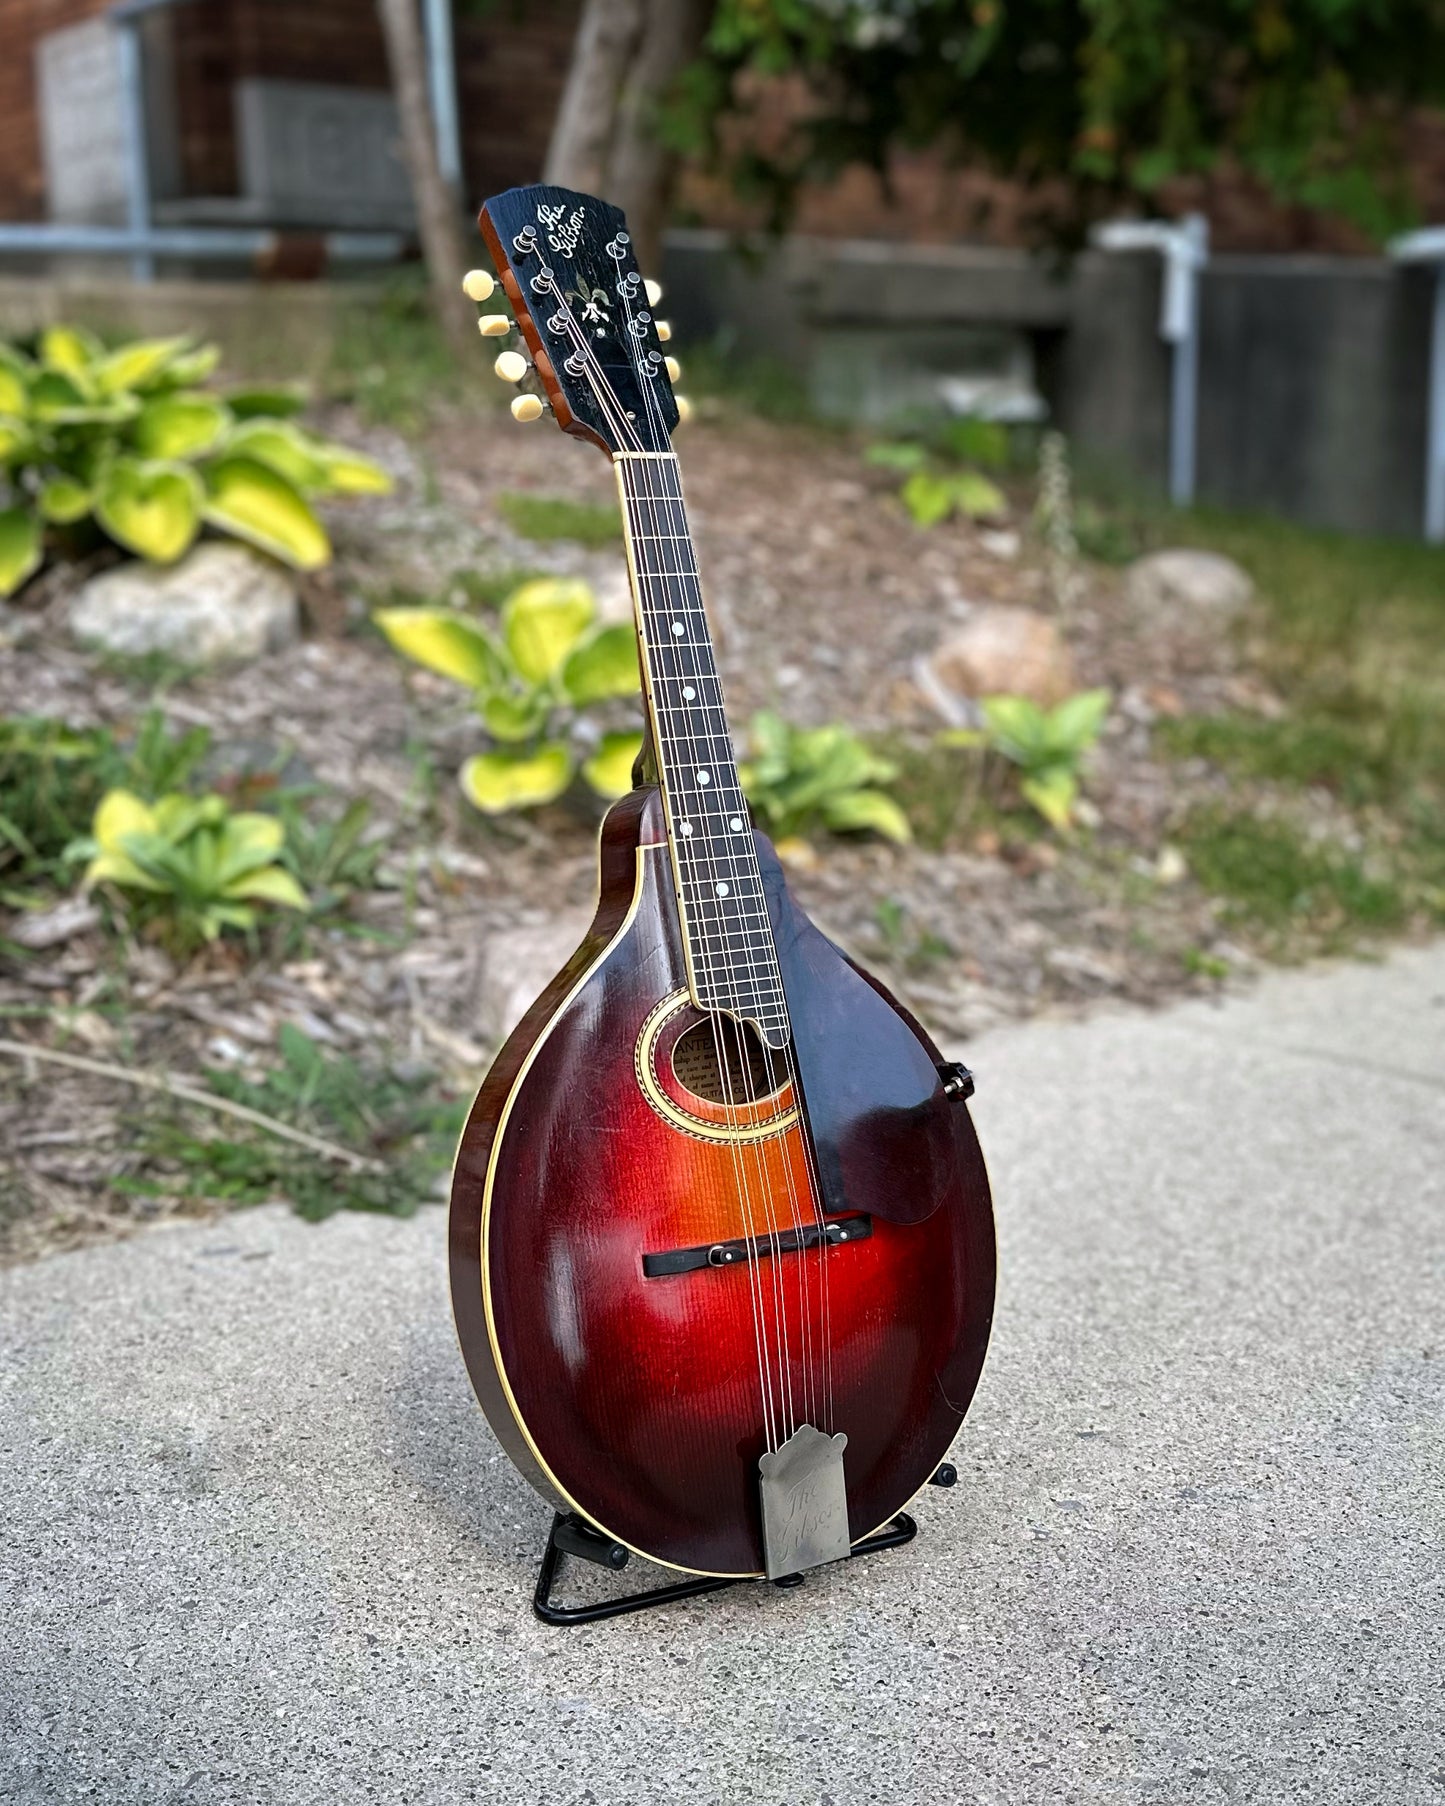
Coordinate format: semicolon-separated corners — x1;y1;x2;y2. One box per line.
532;1462;957;1625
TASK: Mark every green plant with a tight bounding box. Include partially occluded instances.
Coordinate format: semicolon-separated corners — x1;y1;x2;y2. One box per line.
865;438;1007;528
324;275;460;432
496;492;622;548
0;709;211;890
872;896;953;972
275;793;386;916
0;325;392;596
967;689;1110;830
79;789;308;948
1180;808;1406;941
683;1;1436;245
739;710;912;847
376;577;643;813
127;1024;466;1220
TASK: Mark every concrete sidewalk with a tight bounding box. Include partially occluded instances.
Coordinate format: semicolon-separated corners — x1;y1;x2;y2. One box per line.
2;947;1442;1806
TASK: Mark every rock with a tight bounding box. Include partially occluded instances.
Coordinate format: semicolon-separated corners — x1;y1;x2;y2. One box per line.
926;605;1077;715
70;543;300;665
477;918;585;1045
1119;549;1249;628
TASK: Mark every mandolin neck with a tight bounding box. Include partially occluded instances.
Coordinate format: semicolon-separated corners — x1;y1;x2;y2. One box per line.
614;451;790;1050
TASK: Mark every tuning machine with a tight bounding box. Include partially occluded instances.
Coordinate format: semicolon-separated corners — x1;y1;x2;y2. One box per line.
510;393;547;423
493;349;530;383
462;269;495;302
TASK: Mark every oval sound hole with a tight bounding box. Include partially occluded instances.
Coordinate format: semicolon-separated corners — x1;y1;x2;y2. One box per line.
671;1015;786;1106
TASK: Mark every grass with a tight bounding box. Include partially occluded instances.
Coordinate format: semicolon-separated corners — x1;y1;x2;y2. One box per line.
495;491;621;548
0;711;212;896
1118;505;1445;946
324;275;474;432
123;1025;466;1220
1177;808;1408;946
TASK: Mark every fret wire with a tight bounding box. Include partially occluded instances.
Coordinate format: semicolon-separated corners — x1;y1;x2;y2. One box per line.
617;465;796;1025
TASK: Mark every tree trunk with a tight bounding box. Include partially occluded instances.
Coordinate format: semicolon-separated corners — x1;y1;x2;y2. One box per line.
376;0;474;356
544;0;710;275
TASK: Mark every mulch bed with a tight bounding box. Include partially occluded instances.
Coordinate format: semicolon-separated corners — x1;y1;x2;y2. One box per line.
0;401;1294;1262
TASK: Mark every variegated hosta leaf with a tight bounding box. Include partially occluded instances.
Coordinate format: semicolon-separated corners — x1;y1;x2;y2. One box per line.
819;788;912;843
224;420;331;491
38;476;94;524
225;385;306;419
202;457;330;570
93;335;194;397
39;325;103;378
29;371;139;427
222;865;309;909
0;508;42;598
311;443;392;495
561;625;640;705
459;744;574;813
374;608;506;690
134;392;230;460
96;458;202;564
0;366;27;416
502;579;596;685
479;689;548;743
581;730;644;799
213;812;286;885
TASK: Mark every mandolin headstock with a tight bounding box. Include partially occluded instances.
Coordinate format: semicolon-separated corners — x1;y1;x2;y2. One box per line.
470;184;682;457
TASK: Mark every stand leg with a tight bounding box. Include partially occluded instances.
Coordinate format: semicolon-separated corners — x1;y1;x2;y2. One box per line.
532;1509;919;1626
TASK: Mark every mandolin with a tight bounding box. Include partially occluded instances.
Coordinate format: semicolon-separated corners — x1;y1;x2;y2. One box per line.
450;185;995;1588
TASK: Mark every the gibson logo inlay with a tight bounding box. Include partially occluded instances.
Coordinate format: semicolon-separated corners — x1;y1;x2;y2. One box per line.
537;202;585;257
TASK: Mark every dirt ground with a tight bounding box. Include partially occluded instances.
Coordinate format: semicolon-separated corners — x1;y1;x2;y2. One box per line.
0;401;1323;1261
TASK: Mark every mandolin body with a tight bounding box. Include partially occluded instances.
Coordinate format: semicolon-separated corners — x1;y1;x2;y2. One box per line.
450;786;996;1577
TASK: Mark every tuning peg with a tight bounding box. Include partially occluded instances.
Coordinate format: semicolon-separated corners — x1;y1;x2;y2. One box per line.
644;278;664;307
494;349;529;383
510;393;546;423
478;313;512;338
664;356;682;382
654;320;672;343
674;395;693;424
462;269;495;302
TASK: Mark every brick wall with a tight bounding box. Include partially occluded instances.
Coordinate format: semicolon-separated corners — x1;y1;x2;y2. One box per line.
0;0;113;220
2;0;1439;255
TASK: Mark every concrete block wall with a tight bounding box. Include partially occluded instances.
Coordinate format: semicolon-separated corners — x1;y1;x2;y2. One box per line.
659;230;1436;539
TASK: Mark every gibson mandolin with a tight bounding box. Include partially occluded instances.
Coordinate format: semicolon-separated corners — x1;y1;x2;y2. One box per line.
450;186;995;1589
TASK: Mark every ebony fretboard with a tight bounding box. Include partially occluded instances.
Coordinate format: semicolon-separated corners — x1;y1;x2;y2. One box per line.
614;452;790;1049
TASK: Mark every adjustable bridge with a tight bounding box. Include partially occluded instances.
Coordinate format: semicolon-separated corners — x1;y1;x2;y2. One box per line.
642;1214;872;1278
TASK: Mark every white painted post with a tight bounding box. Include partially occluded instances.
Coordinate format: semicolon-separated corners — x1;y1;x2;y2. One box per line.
1093;213;1210;509
423;0;463;200
113;16;153;283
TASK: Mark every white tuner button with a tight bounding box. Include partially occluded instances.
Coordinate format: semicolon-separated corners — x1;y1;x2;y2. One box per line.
674;395;693;423
664;356;681;382
478;313;512;337
493;350;529;383
655;320;673;342
644;278;663;307
510;394;544;423
463;269;495;302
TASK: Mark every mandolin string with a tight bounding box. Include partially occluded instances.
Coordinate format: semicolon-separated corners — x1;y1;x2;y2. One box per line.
611;275;824;1441
613;307;801;1446
646;455;822;1438
608;281;830;1439
547;259;790;1448
541;255;820;1447
608;269;807;1442
632;450;807;1442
